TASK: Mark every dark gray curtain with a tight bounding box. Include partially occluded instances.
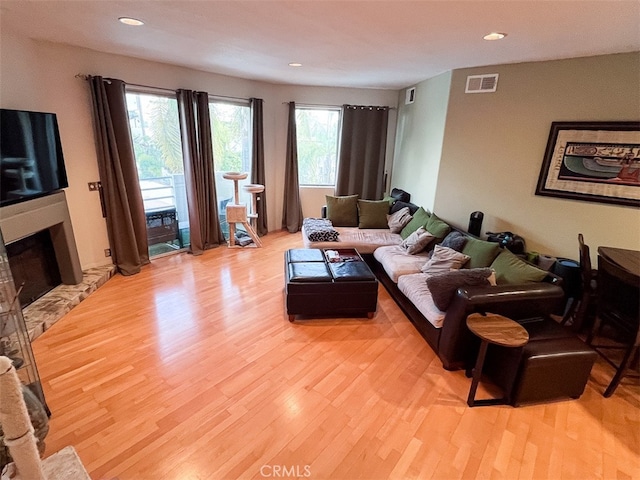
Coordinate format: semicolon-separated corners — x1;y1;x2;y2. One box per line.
250;98;268;236
88;76;149;275
336;105;389;200
282;102;303;233
176;89;225;255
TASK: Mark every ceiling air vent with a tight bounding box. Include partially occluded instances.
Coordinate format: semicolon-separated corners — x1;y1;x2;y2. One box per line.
465;74;499;93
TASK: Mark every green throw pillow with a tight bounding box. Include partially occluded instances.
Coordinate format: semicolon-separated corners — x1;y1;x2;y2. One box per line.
461;237;501;269
400;206;431;239
491;249;548;285
425;213;451;240
358;199;390;229
326;194;359;227
382;194;395;206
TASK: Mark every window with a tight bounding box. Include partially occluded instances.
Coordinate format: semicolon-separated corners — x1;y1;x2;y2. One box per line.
295;107;341;186
209;99;252;239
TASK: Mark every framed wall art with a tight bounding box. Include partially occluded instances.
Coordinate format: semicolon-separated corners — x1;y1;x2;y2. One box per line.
535;121;640;207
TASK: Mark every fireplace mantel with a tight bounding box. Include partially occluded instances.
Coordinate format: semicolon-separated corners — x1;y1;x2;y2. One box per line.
0;191;83;285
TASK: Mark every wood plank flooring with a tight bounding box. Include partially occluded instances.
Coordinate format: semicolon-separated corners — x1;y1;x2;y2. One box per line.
32;231;639;480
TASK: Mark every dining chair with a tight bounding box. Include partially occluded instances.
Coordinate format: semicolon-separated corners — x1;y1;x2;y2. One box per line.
563;234;598;330
586;253;640;397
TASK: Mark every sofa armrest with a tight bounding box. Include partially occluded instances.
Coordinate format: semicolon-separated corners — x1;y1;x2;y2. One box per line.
437;283;565;370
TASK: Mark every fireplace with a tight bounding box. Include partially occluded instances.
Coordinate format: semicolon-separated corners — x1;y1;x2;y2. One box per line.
6;229;62;307
0;191;83;304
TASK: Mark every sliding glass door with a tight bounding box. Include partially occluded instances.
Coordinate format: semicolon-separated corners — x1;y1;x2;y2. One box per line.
209;99;252;240
126;91;190;257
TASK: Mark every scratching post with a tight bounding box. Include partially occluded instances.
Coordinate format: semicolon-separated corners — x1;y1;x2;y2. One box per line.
243;184;265;231
0;356;44;480
222;172;262;248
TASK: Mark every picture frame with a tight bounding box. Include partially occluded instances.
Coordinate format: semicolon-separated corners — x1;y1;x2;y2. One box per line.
535;121;640;207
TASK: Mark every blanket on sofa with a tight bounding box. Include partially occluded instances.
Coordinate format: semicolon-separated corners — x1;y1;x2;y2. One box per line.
302;218;340;242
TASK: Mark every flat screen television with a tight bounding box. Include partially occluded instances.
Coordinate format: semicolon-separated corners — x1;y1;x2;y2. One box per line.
0;108;68;207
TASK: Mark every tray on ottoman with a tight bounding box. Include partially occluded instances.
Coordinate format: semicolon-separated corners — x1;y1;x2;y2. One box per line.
285;249;378;321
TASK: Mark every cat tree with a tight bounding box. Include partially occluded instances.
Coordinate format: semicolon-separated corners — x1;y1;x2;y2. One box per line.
222;172;263;248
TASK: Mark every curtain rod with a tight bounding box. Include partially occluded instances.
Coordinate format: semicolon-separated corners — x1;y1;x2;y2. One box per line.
283;101;395;110
76;74;250;102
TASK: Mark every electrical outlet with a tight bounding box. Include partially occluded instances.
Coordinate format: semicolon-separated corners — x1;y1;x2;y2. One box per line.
88;182;101;191
104;248;111;257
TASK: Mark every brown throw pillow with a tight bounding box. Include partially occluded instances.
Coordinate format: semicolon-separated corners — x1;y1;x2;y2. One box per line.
426;268;495;311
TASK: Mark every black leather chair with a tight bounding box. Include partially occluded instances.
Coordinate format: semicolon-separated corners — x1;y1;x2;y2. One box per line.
564;234;598;331
586;254;640;397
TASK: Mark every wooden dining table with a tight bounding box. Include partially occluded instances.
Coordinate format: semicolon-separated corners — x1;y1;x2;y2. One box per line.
597;246;640;281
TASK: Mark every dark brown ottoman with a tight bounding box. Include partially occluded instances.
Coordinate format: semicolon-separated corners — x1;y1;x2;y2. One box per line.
285;249;378;321
510;336;597;406
483;318;597;406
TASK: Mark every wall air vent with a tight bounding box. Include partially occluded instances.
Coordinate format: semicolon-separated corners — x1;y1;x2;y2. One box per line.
465;74;499;93
405;87;416;104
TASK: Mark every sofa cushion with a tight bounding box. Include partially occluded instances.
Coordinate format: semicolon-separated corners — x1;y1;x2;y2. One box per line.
400;226;435;255
440;231;468;252
491;249;548;285
374;245;430;283
425;213;451;240
387;207;413;233
357;199;390;229
397;273;446;328
421;244;470;275
326;194;359;227
400;206;431;239
461;237;501;269
426;268;496;311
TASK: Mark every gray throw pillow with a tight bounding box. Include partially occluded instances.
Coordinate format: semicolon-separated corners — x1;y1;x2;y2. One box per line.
441;231;468;252
426;268;495;311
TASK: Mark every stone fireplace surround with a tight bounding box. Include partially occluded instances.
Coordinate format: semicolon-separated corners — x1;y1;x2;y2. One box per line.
0;190;83;286
0;191;115;340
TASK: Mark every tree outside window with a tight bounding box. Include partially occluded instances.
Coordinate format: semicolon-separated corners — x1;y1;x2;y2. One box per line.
296;107;340;186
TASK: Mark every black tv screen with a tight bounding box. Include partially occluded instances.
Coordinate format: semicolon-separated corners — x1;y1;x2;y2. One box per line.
0;108;69;207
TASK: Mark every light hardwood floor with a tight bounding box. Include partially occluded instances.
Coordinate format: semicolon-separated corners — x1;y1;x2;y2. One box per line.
32;231;639;480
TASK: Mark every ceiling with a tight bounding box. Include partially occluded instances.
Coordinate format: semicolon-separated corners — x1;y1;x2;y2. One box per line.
1;1;639;90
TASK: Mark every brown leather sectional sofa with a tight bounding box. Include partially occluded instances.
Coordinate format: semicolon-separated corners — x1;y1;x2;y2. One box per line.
303;198;596;404
363;242;566;371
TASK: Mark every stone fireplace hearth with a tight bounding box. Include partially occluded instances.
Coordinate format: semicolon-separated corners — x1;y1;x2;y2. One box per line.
22;264;115;341
0;190;115;340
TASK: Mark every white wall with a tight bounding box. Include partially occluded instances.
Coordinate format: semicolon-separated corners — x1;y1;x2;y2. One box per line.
0;28;398;269
391;72;451;211
394;52;640;263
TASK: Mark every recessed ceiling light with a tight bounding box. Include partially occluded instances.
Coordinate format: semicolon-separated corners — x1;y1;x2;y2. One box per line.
288;63;303;67
119;17;144;26
483;32;507;41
